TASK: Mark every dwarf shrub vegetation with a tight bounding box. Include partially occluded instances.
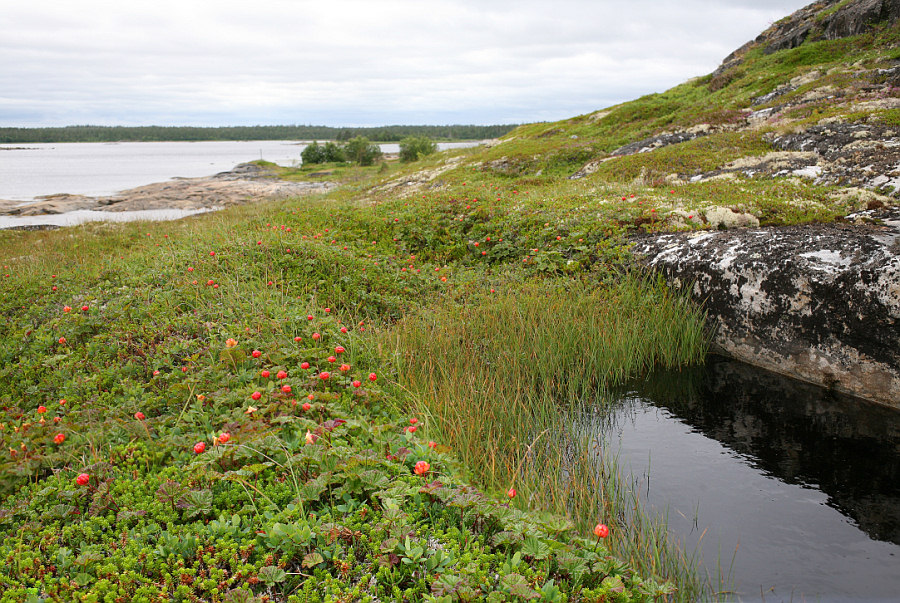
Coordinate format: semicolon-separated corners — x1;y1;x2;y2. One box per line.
1;100;870;595
302;137;383;166
399;136;438;163
301;141;347;164
15;17;893;596
0;175;700;600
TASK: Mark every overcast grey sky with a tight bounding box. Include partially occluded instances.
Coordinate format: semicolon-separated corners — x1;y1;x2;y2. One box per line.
1;0;812;128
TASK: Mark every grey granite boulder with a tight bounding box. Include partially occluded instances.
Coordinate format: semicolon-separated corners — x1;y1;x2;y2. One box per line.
632;208;900;408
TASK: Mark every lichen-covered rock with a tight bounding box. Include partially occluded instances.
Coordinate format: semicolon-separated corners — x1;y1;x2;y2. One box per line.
684;123;900;196
632;208;900;408
768;123;900;194
610;127;711;158
570;126;717;180
703;206;760;229
757;0;900;55
709;0;900;92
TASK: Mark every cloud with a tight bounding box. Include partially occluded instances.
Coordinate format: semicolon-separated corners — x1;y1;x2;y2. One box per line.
0;0;812;127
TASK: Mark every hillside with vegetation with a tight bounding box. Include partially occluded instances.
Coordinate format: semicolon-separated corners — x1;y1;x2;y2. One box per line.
1;0;898;601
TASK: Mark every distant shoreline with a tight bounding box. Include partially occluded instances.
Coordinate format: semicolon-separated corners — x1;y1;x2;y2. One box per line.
0;124;517;144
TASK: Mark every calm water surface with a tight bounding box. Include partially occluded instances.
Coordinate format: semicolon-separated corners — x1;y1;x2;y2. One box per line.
0;140;478;202
600;356;900;602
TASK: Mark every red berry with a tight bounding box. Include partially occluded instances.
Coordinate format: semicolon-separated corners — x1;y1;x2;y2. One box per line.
193;442;206;454
251;391;262;401
302;402;311;411
276;370;287;380
281;384;292;394
368;373;377;382
352;380;361;388
252;350;262;358
134;411;146;420
319;372;330;380
300;362;310;369
76;473;90;486
261;370;270;378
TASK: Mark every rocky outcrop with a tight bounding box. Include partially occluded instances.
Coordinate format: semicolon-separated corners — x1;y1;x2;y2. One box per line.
676;120;900;196
710;0;900;82
570;126;718;180
373;156;466;197
0;163;335;216
821;0;900;40
756;0;900;54
610;127;711;157
631;208;900;408
768;122;900;192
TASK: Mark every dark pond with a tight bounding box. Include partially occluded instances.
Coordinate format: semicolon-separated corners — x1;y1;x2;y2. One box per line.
603;355;900;602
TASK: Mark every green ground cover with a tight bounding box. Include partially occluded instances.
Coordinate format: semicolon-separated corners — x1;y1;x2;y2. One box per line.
0;176;705;601
0;120;870;600
3;17;896;600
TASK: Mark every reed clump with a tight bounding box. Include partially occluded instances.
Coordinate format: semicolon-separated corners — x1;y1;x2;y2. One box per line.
384;275;711;599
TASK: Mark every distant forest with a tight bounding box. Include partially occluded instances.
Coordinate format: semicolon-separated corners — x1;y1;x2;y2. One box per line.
0;124;518;143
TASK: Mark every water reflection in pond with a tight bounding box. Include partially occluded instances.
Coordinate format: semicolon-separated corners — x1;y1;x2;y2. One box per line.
598;355;900;601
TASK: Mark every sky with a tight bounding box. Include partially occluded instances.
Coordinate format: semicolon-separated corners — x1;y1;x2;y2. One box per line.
1;0;813;128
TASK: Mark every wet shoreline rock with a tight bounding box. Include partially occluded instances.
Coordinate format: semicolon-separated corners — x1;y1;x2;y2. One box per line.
0;163;335;216
631;208;900;408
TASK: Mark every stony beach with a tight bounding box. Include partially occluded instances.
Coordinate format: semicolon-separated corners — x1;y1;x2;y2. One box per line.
0;162;334;216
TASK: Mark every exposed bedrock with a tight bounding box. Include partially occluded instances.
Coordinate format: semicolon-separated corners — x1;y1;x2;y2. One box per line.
631;208;900;408
0;163;334;216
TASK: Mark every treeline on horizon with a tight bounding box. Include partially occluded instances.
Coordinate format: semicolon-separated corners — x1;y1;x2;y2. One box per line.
0;124;518;143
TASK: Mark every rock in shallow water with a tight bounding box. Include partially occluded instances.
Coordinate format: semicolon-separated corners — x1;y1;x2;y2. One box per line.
632;208;900;408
